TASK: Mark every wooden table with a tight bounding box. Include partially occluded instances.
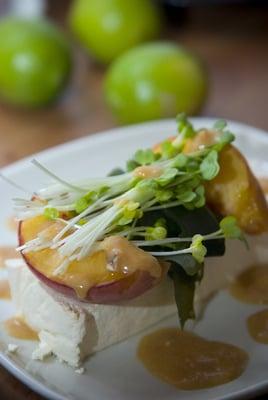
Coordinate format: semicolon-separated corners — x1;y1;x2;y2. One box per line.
0;5;268;399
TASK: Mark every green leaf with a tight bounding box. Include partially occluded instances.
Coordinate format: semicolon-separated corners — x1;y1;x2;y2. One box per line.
75;197;89;214
44;207;59;220
84;191;98;202
172;153;188;168
98;186;110;196
176;190;196;203
145;226;167;241
176;113;196;138
220;216;243;239
186;159;200;173
193;185;206;208
165;254;201;276
156;168;178;187
134;149;157;165
190;234;207;263
169;262;197;328
219;130;235;145
161;141;177;159
213;119;227;131
126;159;139;171
213;130;235;152
138;206;225;257
200;150;220;180
154;218;167;228
155;189;174;203
108;168;125;176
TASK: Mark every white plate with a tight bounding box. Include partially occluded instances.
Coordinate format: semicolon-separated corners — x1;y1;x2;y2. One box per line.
0;118;268;400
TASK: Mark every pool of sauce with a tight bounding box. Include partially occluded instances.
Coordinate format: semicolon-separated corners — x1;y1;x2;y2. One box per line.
137;328;248;390
0;280;11;299
0;246;20;268
4;317;38;341
247;309;268;344
229;265;268;304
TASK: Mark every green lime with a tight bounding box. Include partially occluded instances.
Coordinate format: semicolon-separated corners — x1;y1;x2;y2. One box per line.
69;0;162;64
0;17;72;107
104;42;208;124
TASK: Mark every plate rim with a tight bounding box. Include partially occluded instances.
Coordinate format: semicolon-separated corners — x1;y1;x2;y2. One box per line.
0;117;268;400
1;117;268;177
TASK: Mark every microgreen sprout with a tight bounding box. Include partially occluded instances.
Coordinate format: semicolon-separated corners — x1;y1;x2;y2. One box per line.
44;207;59;220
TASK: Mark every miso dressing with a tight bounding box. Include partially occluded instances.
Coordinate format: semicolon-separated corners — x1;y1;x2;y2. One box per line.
229;265;268;304
0;246;20;268
137;328;248;390
0;280;11;299
133;165;162;179
4;317;38;341
247;309;268;344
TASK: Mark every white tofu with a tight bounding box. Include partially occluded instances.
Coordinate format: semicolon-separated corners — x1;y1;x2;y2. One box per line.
7;234;264;367
7;260;176;367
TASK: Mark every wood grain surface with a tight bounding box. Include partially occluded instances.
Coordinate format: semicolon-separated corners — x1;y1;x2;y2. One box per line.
0;4;268;400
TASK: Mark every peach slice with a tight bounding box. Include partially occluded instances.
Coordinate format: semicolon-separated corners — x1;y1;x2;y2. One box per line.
153;131;268;234
19;216;162;304
205;145;268;234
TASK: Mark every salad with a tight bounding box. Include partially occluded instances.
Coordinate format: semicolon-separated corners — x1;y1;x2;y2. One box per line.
13;115;268;327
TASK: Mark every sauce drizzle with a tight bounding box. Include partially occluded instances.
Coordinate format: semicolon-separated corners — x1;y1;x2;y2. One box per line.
229;265;268;304
133;165;162;179
0;246;20;269
247;309;268;344
0;280;11;299
137;328;248;390
4;317;38;341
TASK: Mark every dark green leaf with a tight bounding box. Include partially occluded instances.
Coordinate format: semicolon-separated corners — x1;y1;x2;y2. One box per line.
138;206;225;257
108;168;125;176
165;254;201;276
126;159;139;171
169;262;197;328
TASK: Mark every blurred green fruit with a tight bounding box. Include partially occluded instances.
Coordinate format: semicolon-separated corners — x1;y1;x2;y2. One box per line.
104;42;208;124
69;0;162;64
0;17;72;108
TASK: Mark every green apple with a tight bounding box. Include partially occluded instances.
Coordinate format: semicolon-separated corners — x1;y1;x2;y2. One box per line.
104;42;208;124
0;17;72;108
69;0;162;64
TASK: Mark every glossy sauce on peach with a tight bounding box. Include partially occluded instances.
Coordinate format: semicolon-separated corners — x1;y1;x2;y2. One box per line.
20;216;162;300
133;165;162;179
229;265;268;304
101;236;161;278
4;317;38;341
137;328;248;390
